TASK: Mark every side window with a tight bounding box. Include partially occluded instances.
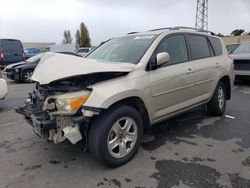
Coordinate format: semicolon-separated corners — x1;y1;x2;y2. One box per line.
209;37;222;56
156;35;188;65
187;35;211;60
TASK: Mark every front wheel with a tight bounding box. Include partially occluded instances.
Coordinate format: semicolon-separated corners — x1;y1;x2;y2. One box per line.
22;69;34;83
88;105;143;167
207;81;226;116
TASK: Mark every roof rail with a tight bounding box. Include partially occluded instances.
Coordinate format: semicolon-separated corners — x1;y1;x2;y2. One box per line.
127;32;139;35
149;26;216;35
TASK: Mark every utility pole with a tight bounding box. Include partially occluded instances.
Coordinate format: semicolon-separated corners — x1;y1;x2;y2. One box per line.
195;0;208;30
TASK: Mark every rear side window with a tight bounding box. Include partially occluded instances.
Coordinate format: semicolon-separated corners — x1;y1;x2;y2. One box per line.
209;37;222;56
156;35;188;65
1;40;23;53
187;35;211;60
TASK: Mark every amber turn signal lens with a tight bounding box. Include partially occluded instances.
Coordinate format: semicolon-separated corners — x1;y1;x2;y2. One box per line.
67;95;89;111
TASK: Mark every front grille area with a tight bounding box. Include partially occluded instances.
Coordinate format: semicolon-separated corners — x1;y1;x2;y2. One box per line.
234;60;250;71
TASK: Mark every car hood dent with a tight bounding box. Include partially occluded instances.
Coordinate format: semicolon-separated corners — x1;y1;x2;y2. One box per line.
5;61;26;69
32;53;136;85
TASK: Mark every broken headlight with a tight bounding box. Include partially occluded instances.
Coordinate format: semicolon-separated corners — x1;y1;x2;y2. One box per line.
45;91;91;115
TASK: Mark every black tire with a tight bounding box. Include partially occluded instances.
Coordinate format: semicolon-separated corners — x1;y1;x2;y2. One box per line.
22;69;34;83
207;81;226;116
88;105;143;167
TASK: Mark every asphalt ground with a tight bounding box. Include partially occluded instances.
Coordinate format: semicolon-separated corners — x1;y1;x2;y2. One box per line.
0;76;250;188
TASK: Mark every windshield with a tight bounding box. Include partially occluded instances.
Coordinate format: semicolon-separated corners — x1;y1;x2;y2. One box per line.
86;35;157;64
26;53;44;63
234;43;250;54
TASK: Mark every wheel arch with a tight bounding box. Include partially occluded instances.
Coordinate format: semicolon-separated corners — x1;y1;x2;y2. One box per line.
219;75;231;100
21;68;34;82
106;96;151;133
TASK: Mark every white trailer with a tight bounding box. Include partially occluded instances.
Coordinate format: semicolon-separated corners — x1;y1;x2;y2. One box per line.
43;44;79;53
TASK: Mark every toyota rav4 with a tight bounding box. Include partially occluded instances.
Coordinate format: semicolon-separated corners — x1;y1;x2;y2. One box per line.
16;27;234;167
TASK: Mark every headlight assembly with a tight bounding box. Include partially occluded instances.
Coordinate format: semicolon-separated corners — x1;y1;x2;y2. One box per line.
45;91;91;115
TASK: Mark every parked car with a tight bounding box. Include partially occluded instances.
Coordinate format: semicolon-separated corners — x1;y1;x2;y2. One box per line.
24;48;40;59
76;47;91;57
0;69;8;100
4;52;81;83
231;41;250;79
0;39;25;69
226;43;240;54
4;53;45;83
16;27;234;167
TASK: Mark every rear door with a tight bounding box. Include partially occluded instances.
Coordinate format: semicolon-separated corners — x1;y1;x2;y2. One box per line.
2;40;24;63
186;35;221;102
149;34;195;121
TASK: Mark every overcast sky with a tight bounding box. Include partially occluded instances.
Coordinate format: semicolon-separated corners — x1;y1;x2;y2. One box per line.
0;0;249;45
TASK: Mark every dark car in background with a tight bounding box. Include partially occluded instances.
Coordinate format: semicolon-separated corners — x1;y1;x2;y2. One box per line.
0;39;25;69
24;48;40;59
4;52;81;83
232;41;250;79
4;53;44;83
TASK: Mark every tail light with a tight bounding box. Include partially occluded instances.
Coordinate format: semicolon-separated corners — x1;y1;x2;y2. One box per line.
228;54;234;60
0;52;4;59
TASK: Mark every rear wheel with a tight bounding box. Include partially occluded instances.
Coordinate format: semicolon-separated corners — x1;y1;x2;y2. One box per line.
207;81;226;116
22;69;33;83
88;105;143;167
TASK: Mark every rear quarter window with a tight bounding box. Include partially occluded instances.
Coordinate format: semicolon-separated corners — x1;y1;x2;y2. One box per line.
1;40;23;53
209;37;222;56
187;35;211;60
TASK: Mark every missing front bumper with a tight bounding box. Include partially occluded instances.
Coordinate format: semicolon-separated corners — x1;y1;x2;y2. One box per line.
15;106;87;144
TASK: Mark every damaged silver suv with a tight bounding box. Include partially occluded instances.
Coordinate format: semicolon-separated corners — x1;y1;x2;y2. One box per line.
16;27;234;167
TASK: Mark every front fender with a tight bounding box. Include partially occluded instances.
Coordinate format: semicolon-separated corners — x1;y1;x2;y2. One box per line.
83;74;151;111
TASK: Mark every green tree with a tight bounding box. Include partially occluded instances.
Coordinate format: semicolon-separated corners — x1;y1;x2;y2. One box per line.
62;30;73;44
230;29;245;36
75;22;91;47
75;29;81;46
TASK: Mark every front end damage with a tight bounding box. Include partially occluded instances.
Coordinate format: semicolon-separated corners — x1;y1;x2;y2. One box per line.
15;72;126;146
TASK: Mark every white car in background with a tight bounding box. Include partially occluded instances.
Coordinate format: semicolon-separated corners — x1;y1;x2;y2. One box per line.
0;70;7;99
76;47;92;57
43;44;79;53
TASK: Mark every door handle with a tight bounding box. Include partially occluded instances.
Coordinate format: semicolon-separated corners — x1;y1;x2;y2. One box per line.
216;62;221;67
187;68;193;74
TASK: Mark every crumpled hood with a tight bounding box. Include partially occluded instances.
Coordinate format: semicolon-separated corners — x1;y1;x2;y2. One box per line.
5;61;26;69
32;52;135;85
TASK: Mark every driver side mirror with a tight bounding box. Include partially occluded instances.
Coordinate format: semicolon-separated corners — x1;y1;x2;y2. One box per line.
156;52;170;66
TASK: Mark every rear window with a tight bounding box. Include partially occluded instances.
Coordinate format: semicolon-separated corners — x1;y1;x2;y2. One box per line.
187;35;211;60
1;40;23;53
209;37;222;56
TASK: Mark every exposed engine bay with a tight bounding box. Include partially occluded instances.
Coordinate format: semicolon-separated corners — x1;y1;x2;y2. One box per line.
15;72;128;146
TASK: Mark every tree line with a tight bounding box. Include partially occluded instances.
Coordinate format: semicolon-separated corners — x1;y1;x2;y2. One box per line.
217;29;250;37
63;23;250;45
62;22;91;47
